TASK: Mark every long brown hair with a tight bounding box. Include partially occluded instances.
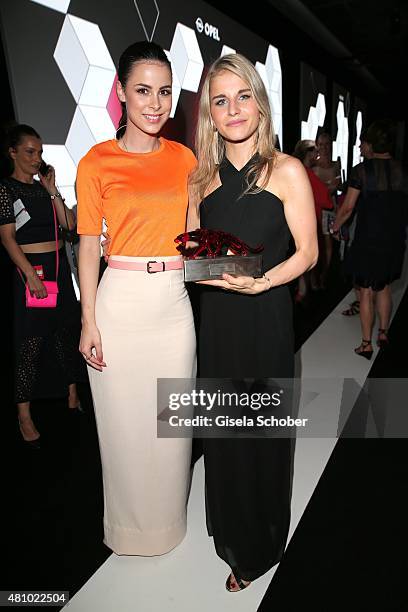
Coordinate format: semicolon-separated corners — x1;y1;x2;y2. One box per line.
190;53;277;199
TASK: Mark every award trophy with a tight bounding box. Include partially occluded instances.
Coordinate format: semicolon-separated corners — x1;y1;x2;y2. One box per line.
175;228;264;282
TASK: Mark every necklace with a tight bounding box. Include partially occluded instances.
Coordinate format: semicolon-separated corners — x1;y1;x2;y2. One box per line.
121;137;160;153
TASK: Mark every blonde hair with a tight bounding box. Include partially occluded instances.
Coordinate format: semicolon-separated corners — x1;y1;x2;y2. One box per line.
190;53;277;200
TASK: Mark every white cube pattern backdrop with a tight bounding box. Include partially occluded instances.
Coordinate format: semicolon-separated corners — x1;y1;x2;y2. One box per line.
301;93;326;140
333;97;349;180
30;0;284;210
353;110;363;167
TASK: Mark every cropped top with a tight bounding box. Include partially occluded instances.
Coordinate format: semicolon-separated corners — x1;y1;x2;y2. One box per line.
0;177;56;245
76;137;197;256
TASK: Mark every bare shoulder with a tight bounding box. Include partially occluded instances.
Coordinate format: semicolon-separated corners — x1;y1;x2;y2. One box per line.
265;152;306;198
273;151;305;178
264;152;310;204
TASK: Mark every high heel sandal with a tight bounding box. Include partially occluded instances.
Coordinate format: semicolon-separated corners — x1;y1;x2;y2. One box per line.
225;572;251;592
354;339;373;360
377;328;389;348
342;300;360;316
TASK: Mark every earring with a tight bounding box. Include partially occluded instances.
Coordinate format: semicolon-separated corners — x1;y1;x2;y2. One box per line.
116;124;127;137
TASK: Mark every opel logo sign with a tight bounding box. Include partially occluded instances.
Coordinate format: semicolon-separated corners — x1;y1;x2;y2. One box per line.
196;17;204;33
195;17;220;41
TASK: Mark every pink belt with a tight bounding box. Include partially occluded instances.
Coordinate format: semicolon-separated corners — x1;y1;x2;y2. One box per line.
108;259;184;273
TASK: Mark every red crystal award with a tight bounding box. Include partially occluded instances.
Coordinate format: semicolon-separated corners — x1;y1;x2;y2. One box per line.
175;228;263;282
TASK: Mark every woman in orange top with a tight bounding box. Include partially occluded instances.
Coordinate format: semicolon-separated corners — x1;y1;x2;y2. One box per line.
76;41;196;556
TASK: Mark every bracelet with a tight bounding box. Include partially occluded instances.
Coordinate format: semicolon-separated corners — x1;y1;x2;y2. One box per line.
263;273;271;288
49;192;63;200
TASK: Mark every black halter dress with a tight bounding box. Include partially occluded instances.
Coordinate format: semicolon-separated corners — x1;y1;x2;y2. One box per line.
198;156;295;581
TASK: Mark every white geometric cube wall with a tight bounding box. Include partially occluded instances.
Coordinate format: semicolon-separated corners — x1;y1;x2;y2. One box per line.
256;63;268;91
333;98;349;180
54;15;116;105
39;8;286;215
54;18;90;102
221;45;236;56
50;14;118;207
316;93;326;127
79;107;116;146
170;23;204;92
42;144;77;189
29;2;292;299
45;16;209;210
353;111;363;167
256;45;282;148
78;66;117;107
165;50;181;118
31;0;71;13
301;93;326;140
65;108;97;167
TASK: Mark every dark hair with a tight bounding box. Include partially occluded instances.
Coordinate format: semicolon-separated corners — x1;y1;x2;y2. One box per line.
316;129;333;143
6;123;41;150
0;123;41;177
366;119;396;154
116;41;171;137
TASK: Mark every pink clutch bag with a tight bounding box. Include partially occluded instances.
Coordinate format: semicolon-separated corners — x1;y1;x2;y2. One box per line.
25;280;59;308
18;199;60;308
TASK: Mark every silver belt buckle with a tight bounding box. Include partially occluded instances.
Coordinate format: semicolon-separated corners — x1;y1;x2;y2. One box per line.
147;260;165;273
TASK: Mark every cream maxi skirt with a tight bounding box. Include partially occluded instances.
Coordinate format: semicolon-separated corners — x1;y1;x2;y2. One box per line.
87;256;196;556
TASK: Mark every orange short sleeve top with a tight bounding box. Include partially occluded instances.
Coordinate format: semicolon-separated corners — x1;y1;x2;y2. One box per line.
76;138;196;256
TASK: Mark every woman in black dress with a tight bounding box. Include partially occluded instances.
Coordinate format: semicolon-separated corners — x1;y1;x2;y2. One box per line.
187;54;318;591
332;119;408;358
0;124;82;448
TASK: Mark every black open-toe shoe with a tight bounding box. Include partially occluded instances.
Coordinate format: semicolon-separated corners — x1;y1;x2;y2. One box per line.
225;572;251;592
377;328;389;348
354;339;373;360
342;299;360;316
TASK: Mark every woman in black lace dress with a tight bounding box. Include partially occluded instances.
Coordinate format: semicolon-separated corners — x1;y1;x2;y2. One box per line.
187;54;318;591
332;119;408;358
0;124;82;448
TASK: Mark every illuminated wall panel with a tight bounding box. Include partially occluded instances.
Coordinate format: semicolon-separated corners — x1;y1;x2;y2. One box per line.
351;96;368;167
332;84;350;180
1;0;285;206
299;63;327;142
